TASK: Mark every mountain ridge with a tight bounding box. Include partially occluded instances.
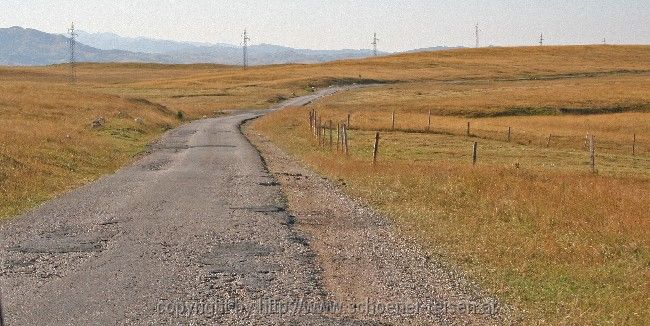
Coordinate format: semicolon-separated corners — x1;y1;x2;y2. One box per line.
0;26;460;66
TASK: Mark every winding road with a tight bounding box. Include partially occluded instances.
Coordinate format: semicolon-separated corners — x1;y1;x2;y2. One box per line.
0;87;509;325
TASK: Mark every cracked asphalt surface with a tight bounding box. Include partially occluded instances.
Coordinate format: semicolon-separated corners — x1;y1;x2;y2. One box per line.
0;86;511;325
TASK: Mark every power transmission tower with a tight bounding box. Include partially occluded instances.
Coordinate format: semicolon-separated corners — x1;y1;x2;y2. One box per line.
539;33;544;46
475;23;480;48
603;38;607;45
68;22;78;84
242;29;250;68
371;33;379;56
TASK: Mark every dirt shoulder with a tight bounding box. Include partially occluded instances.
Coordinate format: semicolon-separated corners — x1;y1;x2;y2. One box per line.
244;124;517;325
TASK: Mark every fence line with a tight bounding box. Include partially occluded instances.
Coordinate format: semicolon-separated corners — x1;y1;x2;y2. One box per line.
306;110;644;170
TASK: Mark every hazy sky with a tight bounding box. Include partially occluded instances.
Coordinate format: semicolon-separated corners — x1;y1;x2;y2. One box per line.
1;0;648;51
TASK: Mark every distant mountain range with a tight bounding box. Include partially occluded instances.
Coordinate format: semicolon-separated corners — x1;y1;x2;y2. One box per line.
0;27;170;65
75;30;232;54
0;26;460;66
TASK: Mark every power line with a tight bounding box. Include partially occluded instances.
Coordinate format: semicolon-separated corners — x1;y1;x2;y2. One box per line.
371;33;379;56
68;22;77;84
242;29;250;68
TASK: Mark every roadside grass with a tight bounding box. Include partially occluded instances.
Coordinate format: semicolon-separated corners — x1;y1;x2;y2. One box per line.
251;106;650;325
0;82;177;218
242;44;650;326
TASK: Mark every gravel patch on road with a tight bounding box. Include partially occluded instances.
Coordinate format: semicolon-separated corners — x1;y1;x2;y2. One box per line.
245;125;517;325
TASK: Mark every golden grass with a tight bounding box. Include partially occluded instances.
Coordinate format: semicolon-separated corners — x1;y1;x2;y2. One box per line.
2;44;649;118
252;106;650;325
0;82;178;217
247;45;650;325
310;107;649;157
1;45;649;323
315;75;650;116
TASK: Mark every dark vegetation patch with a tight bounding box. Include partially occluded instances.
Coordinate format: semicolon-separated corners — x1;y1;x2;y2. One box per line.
127;97;173;114
170;92;230;98
308;77;398;89
268;94;289;103
467;104;649;118
105;127;146;141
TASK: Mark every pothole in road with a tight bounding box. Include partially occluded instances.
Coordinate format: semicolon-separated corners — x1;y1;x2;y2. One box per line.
3;256;38;268
171;129;198;137
199;242;274;261
151;144;238;151
230;205;285;213
9;238;104;253
142;159;171;171
198;242;282;290
8;229;117;254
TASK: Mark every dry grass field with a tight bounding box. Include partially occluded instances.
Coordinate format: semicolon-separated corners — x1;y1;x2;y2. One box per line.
1;45;649;324
249;46;650;324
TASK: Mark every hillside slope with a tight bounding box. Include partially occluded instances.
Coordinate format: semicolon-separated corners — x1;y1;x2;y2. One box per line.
0;27;172;65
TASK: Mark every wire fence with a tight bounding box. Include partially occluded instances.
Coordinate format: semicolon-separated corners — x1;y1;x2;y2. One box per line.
307;109;646;175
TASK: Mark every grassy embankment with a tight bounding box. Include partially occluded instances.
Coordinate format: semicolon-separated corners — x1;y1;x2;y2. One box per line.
250;45;650;325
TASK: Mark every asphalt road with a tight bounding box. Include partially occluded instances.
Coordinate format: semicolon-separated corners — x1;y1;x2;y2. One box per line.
0;86;511;325
0;88;358;325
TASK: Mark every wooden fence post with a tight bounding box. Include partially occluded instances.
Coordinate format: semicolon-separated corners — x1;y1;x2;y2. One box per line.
329;120;333;149
336;123;341;151
472;142;478;165
547;134;552;148
427;110;432;131
373;132;380;165
633;133;636;156
467;122;471;137
309;111;313;130
343;125;350;155
347;113;351;128
589;135;596;173
317;117;321;144
391;111;395;130
340;124;344;153
507;127;511;142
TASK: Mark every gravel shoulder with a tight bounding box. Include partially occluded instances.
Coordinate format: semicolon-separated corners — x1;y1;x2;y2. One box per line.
245;124;516;325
